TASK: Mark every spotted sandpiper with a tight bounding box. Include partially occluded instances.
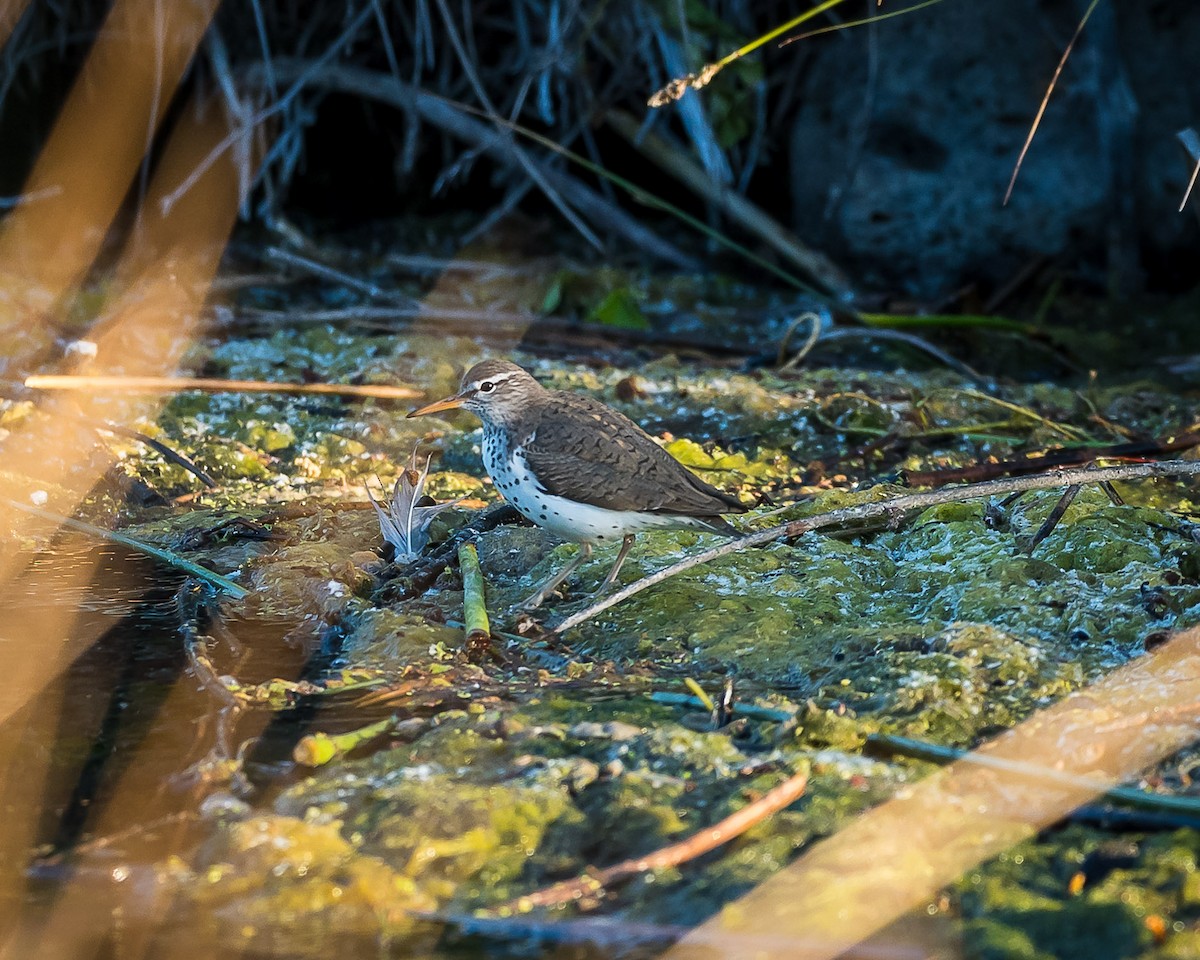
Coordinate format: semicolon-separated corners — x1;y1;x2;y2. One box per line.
408;360;746;609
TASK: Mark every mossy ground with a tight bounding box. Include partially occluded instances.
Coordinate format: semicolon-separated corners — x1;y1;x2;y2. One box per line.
13;278;1200;958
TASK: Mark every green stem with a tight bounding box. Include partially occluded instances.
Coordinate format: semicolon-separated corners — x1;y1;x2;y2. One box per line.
780;0;949;46
715;0;850;70
458;542;491;640
6;498;248;599
293;715;397;767
867;733;1200;816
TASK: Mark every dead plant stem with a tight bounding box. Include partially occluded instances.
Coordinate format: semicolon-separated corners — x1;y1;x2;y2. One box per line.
495;767;809;912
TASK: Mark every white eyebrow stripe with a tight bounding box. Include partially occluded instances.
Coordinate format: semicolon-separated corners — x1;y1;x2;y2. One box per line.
471;371;519;389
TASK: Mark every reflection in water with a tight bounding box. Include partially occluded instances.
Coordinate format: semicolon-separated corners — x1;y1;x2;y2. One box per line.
0;541;324;957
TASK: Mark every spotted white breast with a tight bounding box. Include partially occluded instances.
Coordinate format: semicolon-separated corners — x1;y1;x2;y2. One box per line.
482;425;706;544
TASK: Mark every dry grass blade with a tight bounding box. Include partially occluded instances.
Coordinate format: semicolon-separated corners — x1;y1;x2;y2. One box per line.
24;374;421;400
263;245;416;305
1004;0;1101;205
1177;127;1200;212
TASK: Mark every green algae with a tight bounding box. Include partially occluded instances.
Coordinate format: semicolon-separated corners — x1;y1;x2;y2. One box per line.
191;814;440;957
57;313;1200;958
954;826;1200;960
563;485;1200;692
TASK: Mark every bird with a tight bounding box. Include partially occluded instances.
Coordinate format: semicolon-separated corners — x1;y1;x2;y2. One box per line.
408;359;746;609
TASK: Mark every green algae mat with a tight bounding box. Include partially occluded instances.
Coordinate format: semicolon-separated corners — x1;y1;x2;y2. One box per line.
9;319;1200;960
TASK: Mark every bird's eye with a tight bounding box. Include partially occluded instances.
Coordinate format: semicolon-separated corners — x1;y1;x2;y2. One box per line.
478;381;495;393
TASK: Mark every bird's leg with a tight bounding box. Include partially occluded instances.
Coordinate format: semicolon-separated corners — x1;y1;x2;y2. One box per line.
518;542;592;610
595;534;636;595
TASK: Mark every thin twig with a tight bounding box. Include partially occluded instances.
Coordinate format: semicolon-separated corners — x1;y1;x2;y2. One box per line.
382;253;536;275
432;0;601;251
24;374;421;401
553;460;1200;633
818;328;986;385
901;430;1200;487
380;503;525;603
1021;483;1079;552
494;766;809;912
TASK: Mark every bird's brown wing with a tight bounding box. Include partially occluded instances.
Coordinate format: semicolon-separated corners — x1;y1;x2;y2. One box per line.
521;393;746;516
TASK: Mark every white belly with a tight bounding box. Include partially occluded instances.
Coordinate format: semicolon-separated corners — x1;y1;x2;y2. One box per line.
483;430;700;544
511;487;693;543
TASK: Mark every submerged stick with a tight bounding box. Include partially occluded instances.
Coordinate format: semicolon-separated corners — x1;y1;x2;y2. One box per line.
554;460;1200;634
25;374;421;401
458;542;491;645
6;499;249;598
430;912;923;960
650;691;796;724
495;766;809;913
87;419;217;488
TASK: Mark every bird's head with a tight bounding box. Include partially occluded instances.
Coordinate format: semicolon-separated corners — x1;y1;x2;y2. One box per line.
407;359;540;427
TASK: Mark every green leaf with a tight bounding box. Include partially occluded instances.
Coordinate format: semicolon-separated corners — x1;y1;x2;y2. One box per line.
540;273;566;314
587;289;650;330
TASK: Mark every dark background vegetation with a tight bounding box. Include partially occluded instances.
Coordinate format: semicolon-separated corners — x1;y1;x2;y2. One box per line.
1;0;1197;305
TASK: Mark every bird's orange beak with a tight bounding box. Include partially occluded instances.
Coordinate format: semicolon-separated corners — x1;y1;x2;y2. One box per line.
407;391;467;418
